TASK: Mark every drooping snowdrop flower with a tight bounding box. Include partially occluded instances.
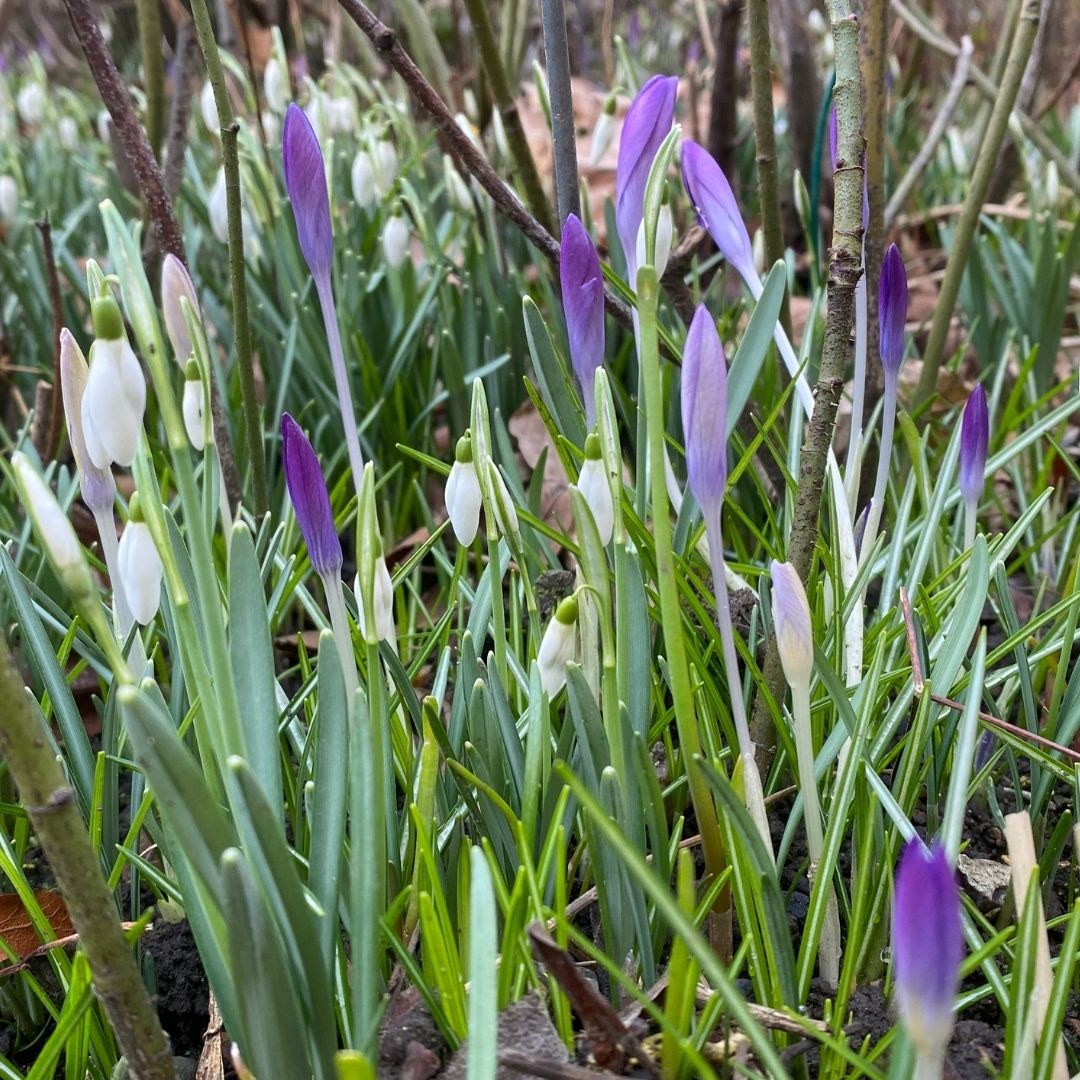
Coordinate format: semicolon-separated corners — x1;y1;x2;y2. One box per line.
443;154;473;214
537;595;579;697
11;452;95;602
559;213;605;426
209;168;229;244
280;412;342;579
263;56;288;114
327;96;356;137
118;493;163;625
96;109;112;144
200;81;220;136
445;434;482;545
959;385;989;549
16;82;46;126
0;175;16;222
354;555;394;643
161;253;201;365
351;149;376;209
382;211;409;269
59;329;115;515
374;140;398;197
182;361;207;451
82;290;146;470
891;839;963;1074
58;116;78;151
303;86;328;146
577;434;613;545
589;91;617;166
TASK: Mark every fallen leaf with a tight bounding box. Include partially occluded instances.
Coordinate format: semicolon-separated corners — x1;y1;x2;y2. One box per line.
508;401;573;533
0;889;76;960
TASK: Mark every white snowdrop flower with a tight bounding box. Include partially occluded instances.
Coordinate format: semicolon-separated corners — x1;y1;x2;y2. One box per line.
589;93;617;166
327;96;356;137
537;595;579;698
444;435;482;545
303;84;328;145
209;169;229;244
382;212;409;269
263;56;288;114
118;496;163;625
59;328;115;515
182;361;206;451
200;81;220;135
354;556;394;643
770;559;814;687
577;435;613;545
807;8;827;36
96;109;112;143
58;116;79;151
82;292;146;470
351;149;376;209
373;139;398;196
99;20;113;43
16;82;46;126
752;227;767;277
11;452;95;601
0;175;17;222
1046;162;1060;210
260;110;280;147
443;155;472;214
635;201;674;278
161;253;201;365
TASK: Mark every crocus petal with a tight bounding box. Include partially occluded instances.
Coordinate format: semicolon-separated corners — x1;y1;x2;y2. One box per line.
770;560;814;687
681;305;728;513
959;385;989;509
559;214;605;424
281;412;342;578
283;103;333;279
615;75;678;273
892;839;963;1057
878;243;908;376
681;141;756;286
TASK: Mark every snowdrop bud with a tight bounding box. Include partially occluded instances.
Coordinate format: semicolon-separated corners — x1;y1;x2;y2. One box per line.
443;154;473;214
351;149;376;209
118;493;163;625
1045;161;1060;209
374;139;398;196
636;199;674;278
488;460;520;544
538;595;578;698
60;328;116;515
792;169;811;243
577;434;613;545
490;106;511;162
200;81;219;135
183;360;206;451
16;82;45;126
445;435;482;545
303;86;327;145
807;8;827;35
752;227;766;277
382;212;409;269
209;169;229;244
263;56;288;114
260;111;280;147
12;452;95;602
96;109;112;143
354;554;394;643
0;175;16;222
58;116;79;151
589;91;617;166
327;96;356;137
82;292;146;469
770;560;814;687
161;253;201;365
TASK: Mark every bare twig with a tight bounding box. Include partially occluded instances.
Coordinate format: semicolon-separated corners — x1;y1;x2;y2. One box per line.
706;0;743;181
35;218;65;460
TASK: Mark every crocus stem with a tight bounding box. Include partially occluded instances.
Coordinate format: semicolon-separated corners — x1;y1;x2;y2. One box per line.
791;678;840;986
638;264;729;952
963;498;977;551
323;574;360;704
314;275;365;490
92;505;132;637
844;258;868;512
913;1046;946;1080
862;373;897;567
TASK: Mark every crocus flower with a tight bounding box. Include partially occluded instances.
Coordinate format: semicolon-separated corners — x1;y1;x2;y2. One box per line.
577;434;613;545
538;595;578;697
770;560;813;687
281;412;342;579
60;329;116;515
283;103;333;279
161;254;200;366
959;385;988;512
559;214;605;426
615;75;678;276
892;839;963;1064
82;291;146;470
445;434;482;545
681;140;756;286
681;305;728;515
118;493;163;625
878;243;908;378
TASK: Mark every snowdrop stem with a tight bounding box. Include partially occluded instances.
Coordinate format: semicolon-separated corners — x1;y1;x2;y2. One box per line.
323;573;359;705
92;505;132;637
862;374;898;570
314;275;365;490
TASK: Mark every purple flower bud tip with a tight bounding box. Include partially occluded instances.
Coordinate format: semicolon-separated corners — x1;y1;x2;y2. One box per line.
681;304;728;513
681;141;756;286
280;412;342;579
959;385;989;508
559;214;605;426
878;243;908;377
892;839;963;1057
282;103;333;279
615;75;678;270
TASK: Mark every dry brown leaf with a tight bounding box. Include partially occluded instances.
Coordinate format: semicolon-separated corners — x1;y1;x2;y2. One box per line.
507;400;573;533
0;889;76;960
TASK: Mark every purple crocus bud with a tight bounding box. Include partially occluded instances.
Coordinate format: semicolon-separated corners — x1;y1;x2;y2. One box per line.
282;103;333;279
959;385;989;510
681;305;728;515
681;141;756;286
281;412;342;578
878;243;908;378
559;214;605;426
770;560;813;687
892;839;963;1059
615;75;678;273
